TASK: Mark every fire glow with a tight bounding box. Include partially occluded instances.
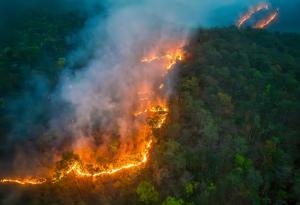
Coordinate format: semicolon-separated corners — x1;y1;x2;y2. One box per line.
141;48;184;70
0;178;47;185
0;46;184;186
237;2;279;29
54;138;153;180
237;3;269;28
254;9;279;29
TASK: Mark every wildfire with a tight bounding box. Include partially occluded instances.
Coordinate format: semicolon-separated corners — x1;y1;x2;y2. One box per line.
141;48;184;70
0;139;153;185
254;9;279;29
0;44;185;186
165;49;184;70
0;178;46;185
237;3;269;28
149;105;168;128
236;2;279;29
0;106;163;186
56;139;153;179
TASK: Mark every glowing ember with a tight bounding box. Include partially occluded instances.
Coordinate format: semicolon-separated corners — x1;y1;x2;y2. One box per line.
237;3;269;28
0;139;153;185
0;103;163;185
165;49;184;70
254;9;279;29
149;105;168;128
0;105;161;185
56;139;153;178
0;45;184;186
0;40;184;185
141;48;184;70
0;178;46;185
141;56;159;63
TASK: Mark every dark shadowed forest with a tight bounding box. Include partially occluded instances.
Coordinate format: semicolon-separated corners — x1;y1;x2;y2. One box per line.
0;4;300;205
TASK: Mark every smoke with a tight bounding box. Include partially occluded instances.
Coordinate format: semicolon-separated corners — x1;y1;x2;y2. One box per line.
56;0;258;161
1;0;300;183
0;0;276;173
1;2;299;205
57;3;183;162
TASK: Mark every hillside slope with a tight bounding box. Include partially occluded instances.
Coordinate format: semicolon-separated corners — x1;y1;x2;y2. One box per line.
153;28;300;205
0;15;300;204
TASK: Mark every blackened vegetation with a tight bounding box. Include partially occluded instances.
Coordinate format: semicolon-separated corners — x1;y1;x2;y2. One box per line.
0;12;300;205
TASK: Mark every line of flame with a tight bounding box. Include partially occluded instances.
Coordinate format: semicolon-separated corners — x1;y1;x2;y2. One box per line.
254;9;279;29
59;139;152;178
1;122;154;185
237;3;269;28
0;178;47;185
0;48;184;186
141;49;184;70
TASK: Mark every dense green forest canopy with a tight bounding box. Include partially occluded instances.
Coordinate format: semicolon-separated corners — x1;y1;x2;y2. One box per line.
0;10;300;205
0;11;86;158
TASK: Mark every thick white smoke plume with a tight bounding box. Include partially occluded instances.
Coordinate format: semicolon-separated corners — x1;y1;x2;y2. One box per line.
0;0;268;175
57;0;265;160
59;1;189;161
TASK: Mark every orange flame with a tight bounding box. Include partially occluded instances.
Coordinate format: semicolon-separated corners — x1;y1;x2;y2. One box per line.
254;9;278;29
141;48;184;70
0;45;184;186
165;49;184;70
0;178;46;185
56;139;153;179
237;3;269;28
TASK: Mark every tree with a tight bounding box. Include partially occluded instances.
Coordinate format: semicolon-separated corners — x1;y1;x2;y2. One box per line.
162;197;184;205
136;181;159;204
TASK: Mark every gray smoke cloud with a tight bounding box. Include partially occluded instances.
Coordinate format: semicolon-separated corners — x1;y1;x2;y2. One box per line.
0;0;269;171
56;0;267;160
1;1;299;204
1;0;299;178
1;0;299;32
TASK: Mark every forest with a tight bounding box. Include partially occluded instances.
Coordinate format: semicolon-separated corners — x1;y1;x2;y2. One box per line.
0;4;300;205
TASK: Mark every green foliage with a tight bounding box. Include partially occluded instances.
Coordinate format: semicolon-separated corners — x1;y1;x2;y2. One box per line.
217;91;233;115
136;181;159;204
234;153;252;170
0;14;299;204
162;197;184;205
207;182;216;193
152;28;300;205
184;181;198;195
